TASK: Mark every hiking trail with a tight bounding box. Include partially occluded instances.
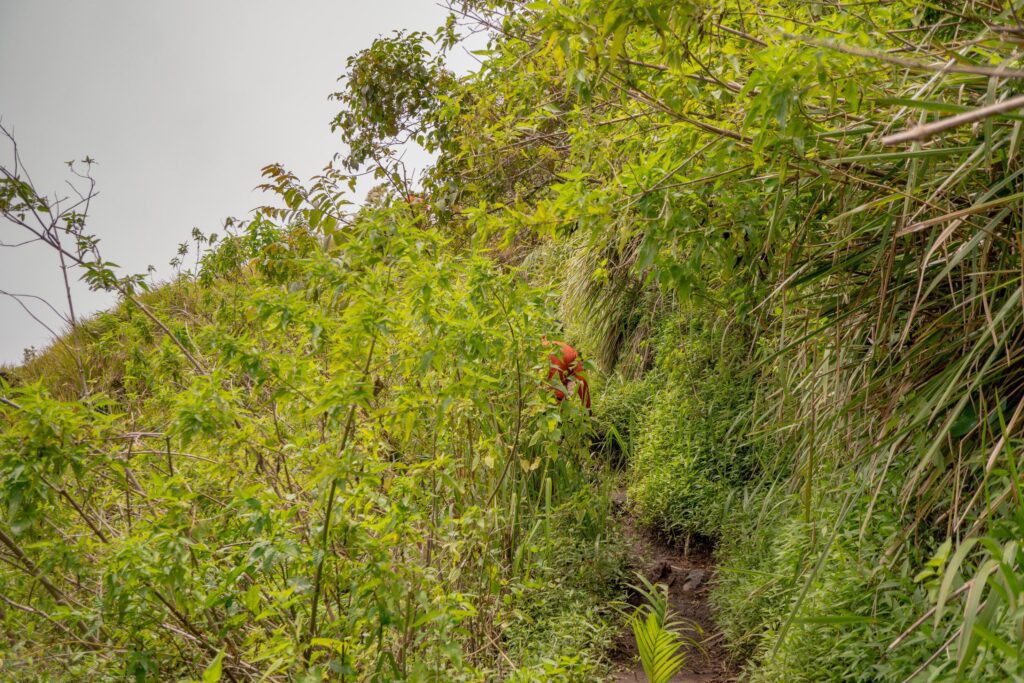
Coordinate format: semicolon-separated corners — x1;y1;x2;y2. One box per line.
609;492;738;683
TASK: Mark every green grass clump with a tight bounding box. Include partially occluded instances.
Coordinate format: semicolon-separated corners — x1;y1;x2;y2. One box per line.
627;312;758;540
501;584;618;682
590;373;656;467
714;490;891;681
496;479;627;680
709;453;1014;682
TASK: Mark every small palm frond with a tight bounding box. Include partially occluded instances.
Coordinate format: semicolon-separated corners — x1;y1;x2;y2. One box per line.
631;610;687;683
628;574;690;683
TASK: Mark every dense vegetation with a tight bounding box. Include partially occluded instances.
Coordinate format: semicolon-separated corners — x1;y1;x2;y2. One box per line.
4;0;1024;680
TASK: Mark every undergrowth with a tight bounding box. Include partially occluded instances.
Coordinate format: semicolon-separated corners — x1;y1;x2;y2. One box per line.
625;312;759;541
0;210;624;681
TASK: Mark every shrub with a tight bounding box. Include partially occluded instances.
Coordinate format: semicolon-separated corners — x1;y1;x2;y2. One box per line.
590;373;657;467
0;212;622;681
627;311;758;540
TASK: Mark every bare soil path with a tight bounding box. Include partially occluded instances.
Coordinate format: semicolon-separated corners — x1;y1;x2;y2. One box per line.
609;493;738;683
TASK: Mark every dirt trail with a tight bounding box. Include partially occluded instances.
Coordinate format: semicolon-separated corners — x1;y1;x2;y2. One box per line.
609;493;737;683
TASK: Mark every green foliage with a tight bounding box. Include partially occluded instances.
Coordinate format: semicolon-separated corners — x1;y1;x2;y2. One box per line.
331;30;454;173
590;373;654;467
0;197;621;680
627;575;689;683
627;312;758;540
436;1;1024;679
9;0;1024;679
713;451;1024;682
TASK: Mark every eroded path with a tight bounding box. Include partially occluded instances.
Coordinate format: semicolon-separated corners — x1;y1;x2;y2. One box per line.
609;493;738;683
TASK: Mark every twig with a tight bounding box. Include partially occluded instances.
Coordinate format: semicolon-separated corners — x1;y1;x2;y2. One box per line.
0;396;22;410
882;93;1024;145
886;581;972;652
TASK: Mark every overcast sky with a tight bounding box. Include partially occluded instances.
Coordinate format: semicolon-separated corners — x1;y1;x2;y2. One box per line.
0;0;478;364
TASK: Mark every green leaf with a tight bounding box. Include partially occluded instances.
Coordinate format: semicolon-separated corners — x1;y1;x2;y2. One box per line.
202;651;224;683
935;538;978;629
958;559;999;671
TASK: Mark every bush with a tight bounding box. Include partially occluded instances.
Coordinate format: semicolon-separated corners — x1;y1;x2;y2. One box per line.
0;213;623;681
590;373;656;467
627;311;758;540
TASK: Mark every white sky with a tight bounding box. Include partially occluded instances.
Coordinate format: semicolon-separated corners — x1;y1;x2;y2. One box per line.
0;0;480;364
